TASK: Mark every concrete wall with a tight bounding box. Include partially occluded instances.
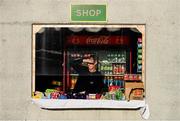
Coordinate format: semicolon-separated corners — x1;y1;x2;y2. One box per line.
0;0;179;120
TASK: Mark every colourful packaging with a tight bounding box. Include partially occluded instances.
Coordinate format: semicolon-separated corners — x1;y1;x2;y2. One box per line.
108;85;120;92
33;91;44;99
50;92;60;99
59;94;67;99
138;49;142;54
138;38;142;43
45;89;58;93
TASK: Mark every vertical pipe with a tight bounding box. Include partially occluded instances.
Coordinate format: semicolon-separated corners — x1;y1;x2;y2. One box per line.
130;49;132;74
63;51;66;91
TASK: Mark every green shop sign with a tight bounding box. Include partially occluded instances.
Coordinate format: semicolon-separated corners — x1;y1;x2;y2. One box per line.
71;4;107;22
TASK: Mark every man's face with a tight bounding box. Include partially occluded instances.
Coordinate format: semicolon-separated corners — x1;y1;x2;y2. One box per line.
87;57;96;71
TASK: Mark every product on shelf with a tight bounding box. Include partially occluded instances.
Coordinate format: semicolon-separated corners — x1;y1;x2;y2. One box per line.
124;74;142;81
70;52;94;59
59;94;68;99
103;76;124;88
33;89;69;99
51;92;60;99
138;38;142;43
137;38;142;73
70;76;77;89
99;63;126;75
125;81;144;101
51;80;62;86
101;87;125;100
33;91;45;99
112;64;126;75
87;94;96;99
98;50;126;75
130;89;144;100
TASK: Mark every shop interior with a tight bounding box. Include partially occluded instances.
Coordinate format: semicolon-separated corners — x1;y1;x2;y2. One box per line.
33;27;144;101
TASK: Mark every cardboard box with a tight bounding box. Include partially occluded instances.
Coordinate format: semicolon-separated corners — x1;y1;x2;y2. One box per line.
125;82;144;101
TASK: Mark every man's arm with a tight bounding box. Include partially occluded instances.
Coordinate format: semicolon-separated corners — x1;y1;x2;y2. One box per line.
70;58;91;73
70;58;83;73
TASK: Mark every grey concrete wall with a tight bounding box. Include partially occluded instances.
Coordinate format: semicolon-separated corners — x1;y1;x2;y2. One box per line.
0;0;180;120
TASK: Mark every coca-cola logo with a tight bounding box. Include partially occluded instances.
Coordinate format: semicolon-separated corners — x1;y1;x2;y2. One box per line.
68;35;130;46
86;36;109;45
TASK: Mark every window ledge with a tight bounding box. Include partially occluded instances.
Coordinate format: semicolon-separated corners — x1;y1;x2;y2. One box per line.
32;99;145;109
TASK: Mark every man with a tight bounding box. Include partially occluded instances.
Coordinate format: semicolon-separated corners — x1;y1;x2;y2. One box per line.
70;55;105;94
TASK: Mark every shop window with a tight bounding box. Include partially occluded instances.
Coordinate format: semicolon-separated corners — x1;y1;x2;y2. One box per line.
32;24;146;109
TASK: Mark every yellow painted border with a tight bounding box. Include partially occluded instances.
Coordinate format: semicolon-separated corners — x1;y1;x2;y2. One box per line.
32;24;146;99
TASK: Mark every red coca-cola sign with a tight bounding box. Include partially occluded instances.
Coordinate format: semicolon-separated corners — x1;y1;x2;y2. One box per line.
67;35;130;46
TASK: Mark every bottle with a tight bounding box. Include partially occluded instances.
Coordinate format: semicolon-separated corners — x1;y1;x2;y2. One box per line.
122;79;124;88
107;53;111;62
120;77;123;87
107;76;110;86
108;65;111;74
104;65;107;74
103;77;107;85
114;76;118;86
118;77;122;88
71;77;74;89
121;64;125;74
110;53;114;62
106;65;109;74
101;64;104;74
109;76;113;86
84;53;87;58
109;65;113;74
117;54;121;63
122;54;125;63
77;53;79;58
98;63;101;72
113;64;116;74
116;77;119;87
114;53;118;62
114;65;117;74
138;55;142;59
118;64;121;74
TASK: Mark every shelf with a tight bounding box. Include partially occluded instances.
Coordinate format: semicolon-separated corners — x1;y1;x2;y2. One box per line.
36;74;63;76
99;61;126;64
124;79;142;81
104;74;124;76
124;74;142;81
70;74;78;76
69;74;124;76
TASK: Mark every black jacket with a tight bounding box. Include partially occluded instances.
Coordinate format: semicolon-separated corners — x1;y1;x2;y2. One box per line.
70;58;104;94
